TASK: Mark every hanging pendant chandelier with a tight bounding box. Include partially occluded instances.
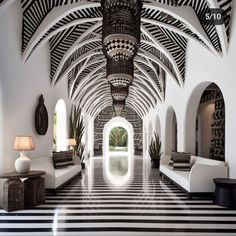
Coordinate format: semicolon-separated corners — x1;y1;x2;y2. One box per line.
101;0;142;115
107;58;133;87
113;99;125;116
101;0;142;61
111;85;129;101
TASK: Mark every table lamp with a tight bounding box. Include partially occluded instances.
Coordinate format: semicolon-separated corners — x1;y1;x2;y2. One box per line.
68;138;76;155
13;136;35;174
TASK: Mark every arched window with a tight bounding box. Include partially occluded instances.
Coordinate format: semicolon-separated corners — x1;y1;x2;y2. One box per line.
54;99;67;151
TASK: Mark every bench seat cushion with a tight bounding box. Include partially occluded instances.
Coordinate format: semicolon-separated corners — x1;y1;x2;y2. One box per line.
160;164;190;191
55;165;81;188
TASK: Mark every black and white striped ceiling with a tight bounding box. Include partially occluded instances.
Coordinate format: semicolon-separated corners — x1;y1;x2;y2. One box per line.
1;0;232;118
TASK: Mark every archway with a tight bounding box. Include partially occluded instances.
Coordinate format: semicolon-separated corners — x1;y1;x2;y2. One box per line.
109;127;128;152
165;106;177;155
103;117;134;156
185;82;211;154
185;81;225;160
53;99;67;151
103;117;134;186
195;83;225;161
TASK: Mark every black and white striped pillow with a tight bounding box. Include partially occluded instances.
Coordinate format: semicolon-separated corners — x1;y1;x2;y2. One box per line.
169;151;188;166
172;153;191;164
52;151;73;168
62;150;74;165
173;162;191;171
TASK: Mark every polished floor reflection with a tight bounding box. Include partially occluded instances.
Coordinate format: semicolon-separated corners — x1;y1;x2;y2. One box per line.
0;156;236;235
109;156;128;176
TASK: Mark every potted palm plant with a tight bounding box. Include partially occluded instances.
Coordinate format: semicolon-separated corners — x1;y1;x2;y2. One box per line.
148;132;163;168
69;105;85;168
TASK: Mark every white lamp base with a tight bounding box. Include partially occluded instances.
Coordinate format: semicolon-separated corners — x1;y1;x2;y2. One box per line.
15;152;31;174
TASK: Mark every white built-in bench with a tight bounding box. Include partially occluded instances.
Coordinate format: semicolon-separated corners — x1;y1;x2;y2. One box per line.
31;156;81;194
160;155;228;198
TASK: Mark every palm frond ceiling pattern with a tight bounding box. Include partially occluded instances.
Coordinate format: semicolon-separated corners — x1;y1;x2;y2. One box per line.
19;0;232;118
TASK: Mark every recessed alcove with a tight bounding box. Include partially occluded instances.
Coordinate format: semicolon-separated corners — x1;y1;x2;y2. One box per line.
165;106;178;155
196;83;225;161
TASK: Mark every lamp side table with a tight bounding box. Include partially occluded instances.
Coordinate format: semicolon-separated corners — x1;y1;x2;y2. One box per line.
0;171;46;212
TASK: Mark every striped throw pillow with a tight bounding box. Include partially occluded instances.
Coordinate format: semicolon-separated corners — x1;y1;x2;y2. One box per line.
173;162;191;171
169;151;187;166
62;150;74;165
172;153;191;164
52;151;72;168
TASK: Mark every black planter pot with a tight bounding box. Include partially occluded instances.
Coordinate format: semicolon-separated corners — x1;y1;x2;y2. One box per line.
81;162;85;169
151;160;160;168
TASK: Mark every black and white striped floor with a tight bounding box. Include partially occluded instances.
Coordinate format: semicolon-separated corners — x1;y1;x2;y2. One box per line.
0;156;236;235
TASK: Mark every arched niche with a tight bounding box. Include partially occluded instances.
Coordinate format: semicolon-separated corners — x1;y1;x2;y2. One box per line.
165;106;177;155
53;99;67;151
195;83;225;161
185;81;225;162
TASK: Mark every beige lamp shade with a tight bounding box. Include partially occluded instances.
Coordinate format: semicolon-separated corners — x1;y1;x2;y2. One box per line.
68;138;76;146
13;136;35;151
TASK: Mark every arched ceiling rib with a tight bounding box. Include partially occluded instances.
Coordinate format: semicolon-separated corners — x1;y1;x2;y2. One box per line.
12;0;232;118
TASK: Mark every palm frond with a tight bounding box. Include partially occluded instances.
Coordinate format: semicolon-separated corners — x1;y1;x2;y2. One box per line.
69;104;85;161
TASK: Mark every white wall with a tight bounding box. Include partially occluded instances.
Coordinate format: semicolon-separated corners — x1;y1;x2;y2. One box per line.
144;3;236;179
197;101;215;158
0;73;3;175
0;2;72;205
87;116;94;157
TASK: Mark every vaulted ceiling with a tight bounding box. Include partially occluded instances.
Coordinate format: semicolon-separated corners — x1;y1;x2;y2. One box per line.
1;0;232;118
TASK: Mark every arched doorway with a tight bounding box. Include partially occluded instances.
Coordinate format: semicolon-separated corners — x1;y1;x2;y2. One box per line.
53;99;67;151
103;117;134;186
109;127;128;152
196;83;225;161
165;106;177;155
103;117;134;156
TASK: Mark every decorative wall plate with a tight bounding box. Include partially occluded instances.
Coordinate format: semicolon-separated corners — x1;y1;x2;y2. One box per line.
35;95;48;135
